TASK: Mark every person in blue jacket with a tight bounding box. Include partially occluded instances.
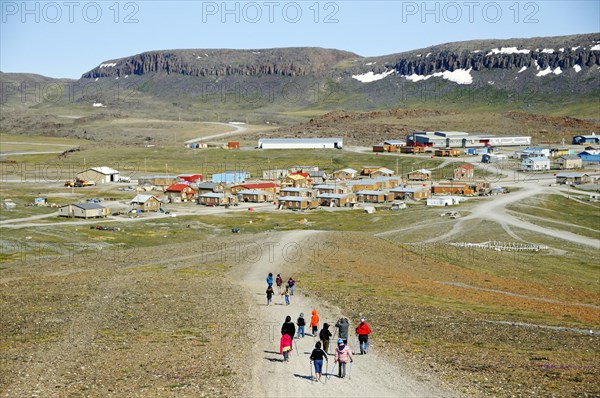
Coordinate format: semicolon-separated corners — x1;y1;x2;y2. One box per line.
266;272;273;287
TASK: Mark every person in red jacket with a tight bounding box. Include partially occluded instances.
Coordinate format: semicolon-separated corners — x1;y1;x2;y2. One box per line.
355;317;371;355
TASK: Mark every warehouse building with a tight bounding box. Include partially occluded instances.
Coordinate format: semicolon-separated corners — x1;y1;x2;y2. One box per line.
258;138;343;149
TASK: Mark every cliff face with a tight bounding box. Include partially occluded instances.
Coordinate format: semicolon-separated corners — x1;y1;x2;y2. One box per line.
388;48;599;76
81;48;359;79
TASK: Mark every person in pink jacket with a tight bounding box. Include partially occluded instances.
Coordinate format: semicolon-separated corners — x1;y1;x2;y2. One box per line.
334;338;353;378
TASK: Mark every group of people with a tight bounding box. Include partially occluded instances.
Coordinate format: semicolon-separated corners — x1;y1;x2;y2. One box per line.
279;311;372;381
266;273;296;306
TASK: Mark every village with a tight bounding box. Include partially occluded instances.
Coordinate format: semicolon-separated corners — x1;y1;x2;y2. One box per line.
28;132;599;220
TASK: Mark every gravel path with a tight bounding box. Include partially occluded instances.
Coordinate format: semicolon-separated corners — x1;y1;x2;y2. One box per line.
239;230;460;398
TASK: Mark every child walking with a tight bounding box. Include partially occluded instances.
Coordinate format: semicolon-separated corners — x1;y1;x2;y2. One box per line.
334;339;353;378
266;286;274;305
282;285;290;305
280;333;292;362
309;309;319;336
309;341;328;381
276;273;283;294
297;313;306;338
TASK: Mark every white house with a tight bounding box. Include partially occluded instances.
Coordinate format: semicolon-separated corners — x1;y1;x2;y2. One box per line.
521;156;550;171
426;196;461;206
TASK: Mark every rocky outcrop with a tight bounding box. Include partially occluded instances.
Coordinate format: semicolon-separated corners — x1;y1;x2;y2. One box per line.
81;48;358;79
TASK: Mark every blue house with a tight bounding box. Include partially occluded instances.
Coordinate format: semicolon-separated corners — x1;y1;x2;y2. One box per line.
577;151;600;164
572;134;600;145
211;171;249;184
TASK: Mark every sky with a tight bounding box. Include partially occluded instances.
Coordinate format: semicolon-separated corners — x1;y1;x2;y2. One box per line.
1;0;599;78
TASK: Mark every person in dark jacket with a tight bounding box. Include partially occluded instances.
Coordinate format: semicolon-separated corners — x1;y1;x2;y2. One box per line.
335;317;350;344
297;313;306;338
319;323;333;353
266;286;274;305
281;315;296;339
275;273;283;294
310;341;328;381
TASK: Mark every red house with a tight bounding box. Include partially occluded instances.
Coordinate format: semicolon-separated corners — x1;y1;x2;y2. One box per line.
179;174;203;183
166;183;196;202
453;165;474;180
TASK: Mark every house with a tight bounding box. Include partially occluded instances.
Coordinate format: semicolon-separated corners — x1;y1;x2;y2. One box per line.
179;174;203;183
231;182;279;195
332;168;358;180
262;169;289;180
577;151;600;164
555;173;591;185
238;189;275;203
454;165;474;180
307;170;327;184
384;139;406;147
434;149;461;157
211;171;248;184
279;187;314;197
572;134;600;145
356;190;388;203
197;192;237;206
373;176;403;189
521;147;551;158
165;183;196;202
482;153;508;163
138;175;180;190
370;167;395;177
76;167;121;184
196;182;224;195
282;174;310;188
389;187;429;201
130;195;162;212
407;169;432;181
258;138;343;149
549;148;572;158
317;193;356;207
400;146;426;154
426;196;460;206
555;155;582;170
227;141;240;149
313;184;350;195
346;179;379;192
521;157;550;171
361;166;383;176
432;183;475;195
277;196;318;210
58;202;109;218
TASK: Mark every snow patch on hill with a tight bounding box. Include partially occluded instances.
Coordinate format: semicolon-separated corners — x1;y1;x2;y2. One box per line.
352;70;395;83
402;68;473;85
486;47;530;56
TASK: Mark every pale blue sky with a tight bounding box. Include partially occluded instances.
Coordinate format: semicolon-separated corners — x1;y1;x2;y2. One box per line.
1;0;599;78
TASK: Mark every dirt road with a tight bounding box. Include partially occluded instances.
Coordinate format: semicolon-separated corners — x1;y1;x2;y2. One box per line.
239;230;459;398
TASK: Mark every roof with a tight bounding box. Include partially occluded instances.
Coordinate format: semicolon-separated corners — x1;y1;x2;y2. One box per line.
317;193;350;199
523;156;550;162
199;192;225;198
384;140;406;145
259;138;343;144
556;173;589;178
291;172;311;179
84;166;119;175
347;179;377;186
390;187;424;193
372;168;394;174
281;187;311;192
313;184;340;190
239;182;277;189
456;164;474;169
285;174;308;181
238;189;272;195
356;190;386;195
335;168;358;174
130;194;158;203
557;155;581;160
139;175;179;179
178;173;202;177
279;196;313;202
72;202;105;210
409;169;432;174
197;182;221;189
166;183;194;192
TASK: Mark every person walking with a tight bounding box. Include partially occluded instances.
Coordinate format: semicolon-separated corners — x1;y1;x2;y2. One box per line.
281;315;296;339
319;323;332;353
334;338;353;378
282;285;290;305
335;317;350;344
297;313;306;338
266;285;274;305
309;309;320;336
266;273;273;288
356;317;371;354
280;333;292;363
309;341;328;381
288;277;296;295
275;273;283;294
